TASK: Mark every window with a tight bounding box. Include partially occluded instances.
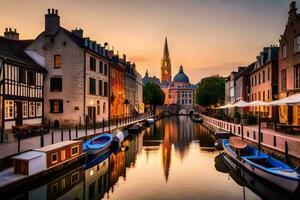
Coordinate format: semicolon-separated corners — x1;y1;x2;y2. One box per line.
295;35;300;53
282;43;287;58
71;172;79;184
99;80;102;96
104;63;108;76
99;61;103;73
29;102;35;117
54;55;61;68
50;77;62;92
97;100;100;115
263;91;265;101
50;99;63;113
61;150;66;161
89;78;96;95
51;153;58;164
251;76;254;86
36;102;42;117
262;71;265;83
104;82;108;97
281;69;287;91
23;101;28;117
268;90;270;100
28;71;36;86
90;57;96;71
103;102;106;114
19;68;26;84
258;92;261;100
71;146;79;156
255;75;257;85
295;65;300;89
258;73;261;84
268;67;270;81
5;100;14;119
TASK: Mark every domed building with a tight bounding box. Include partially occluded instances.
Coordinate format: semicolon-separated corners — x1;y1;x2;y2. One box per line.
162;65;197;106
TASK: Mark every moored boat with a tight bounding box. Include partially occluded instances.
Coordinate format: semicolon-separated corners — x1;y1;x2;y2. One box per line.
83;133;113;156
222;137;300;193
146;118;155;124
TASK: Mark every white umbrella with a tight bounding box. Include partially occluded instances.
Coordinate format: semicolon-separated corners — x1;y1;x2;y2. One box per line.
232;100;249;107
267;93;300;106
243;100;268;107
216;103;235;109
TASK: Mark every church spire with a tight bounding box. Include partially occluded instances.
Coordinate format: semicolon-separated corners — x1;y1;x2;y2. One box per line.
163;37;169;59
161;36;172;84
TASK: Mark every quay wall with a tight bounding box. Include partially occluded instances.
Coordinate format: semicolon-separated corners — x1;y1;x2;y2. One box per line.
200;114;300;166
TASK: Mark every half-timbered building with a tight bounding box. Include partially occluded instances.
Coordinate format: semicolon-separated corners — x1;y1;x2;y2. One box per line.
0;29;46;133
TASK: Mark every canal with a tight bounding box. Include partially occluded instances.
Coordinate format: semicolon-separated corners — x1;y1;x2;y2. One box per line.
6;116;299;200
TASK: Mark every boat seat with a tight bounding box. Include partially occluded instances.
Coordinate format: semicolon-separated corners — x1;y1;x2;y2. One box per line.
268;167;283;170
243;155;269;159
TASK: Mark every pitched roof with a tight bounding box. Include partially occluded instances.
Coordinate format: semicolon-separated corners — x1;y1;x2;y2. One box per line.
0;37;46;72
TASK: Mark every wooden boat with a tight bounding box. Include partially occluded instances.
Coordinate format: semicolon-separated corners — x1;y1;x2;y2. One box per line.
83;133;113;156
146;118;155;124
127;123;142;133
222;137;300;193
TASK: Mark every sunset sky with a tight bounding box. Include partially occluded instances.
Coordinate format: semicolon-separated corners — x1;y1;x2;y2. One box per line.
0;0;296;83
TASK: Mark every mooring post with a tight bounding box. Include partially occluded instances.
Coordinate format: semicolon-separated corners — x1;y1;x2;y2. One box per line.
101;118;104;133
273;135;276;147
40;132;44;147
285;141;289;164
241;124;244;140
17;136;20;153
51;130;54;144
61;129;63;141
69;129;71;140
75;125;78;138
116;116;118;128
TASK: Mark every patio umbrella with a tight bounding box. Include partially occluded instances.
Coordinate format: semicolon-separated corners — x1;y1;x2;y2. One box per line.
233;100;267;150
216;103;235;109
267;93;300;106
232;100;249;107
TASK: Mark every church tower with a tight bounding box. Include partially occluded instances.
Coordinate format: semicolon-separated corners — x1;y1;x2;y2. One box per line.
161;37;172;84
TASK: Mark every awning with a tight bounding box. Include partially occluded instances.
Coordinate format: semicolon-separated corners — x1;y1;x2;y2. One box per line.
267;94;300;106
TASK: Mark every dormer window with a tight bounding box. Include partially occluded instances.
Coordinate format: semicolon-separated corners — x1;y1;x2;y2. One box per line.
282;43;287;58
294;35;300;53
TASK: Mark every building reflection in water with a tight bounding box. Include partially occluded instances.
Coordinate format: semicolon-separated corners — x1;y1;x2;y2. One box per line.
8;116;213;200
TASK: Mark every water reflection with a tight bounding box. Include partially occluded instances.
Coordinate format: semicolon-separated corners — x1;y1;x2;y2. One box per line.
7;116;298;200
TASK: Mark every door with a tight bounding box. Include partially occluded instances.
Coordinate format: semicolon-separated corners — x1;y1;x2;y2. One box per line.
288;106;293;125
88;107;96;124
15;101;23;126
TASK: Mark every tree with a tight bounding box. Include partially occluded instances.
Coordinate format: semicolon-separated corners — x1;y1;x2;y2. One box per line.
196;76;225;108
143;82;165;112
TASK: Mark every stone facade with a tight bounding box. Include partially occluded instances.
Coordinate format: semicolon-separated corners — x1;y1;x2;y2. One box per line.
27;9;108;127
278;1;300;125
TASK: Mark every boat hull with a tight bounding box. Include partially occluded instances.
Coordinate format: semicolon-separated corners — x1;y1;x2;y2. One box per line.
86;143;110;156
223;141;299;193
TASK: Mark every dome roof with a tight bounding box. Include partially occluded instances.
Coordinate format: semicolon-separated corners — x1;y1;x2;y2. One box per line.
173;65;189;83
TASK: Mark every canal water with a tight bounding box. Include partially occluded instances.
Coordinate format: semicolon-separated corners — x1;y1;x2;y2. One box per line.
6;116;299;200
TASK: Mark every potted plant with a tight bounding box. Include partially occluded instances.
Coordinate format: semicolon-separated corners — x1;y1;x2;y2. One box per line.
234;111;241;124
241;114;249;125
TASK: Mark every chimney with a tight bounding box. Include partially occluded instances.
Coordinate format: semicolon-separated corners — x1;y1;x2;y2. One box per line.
290;1;296;11
72;28;83;38
4;28;19;40
123;54;126;63
45;8;60;35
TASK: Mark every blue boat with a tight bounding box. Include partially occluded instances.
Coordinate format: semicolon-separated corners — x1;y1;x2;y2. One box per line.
222;137;300;193
83;133;113;156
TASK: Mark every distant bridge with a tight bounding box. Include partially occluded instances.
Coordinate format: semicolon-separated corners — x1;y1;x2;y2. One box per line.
156;104;197;117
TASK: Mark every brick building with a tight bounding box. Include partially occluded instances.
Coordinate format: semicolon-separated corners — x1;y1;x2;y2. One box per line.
278;1;300;125
249;46;279;118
